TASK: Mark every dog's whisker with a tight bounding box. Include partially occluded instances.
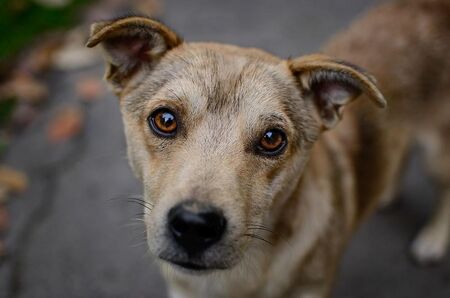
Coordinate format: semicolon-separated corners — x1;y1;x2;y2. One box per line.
107;195;156;210
245;222;294;246
125;197;154;206
130;239;149;248
243;233;273;246
247;227;274;235
107;194;144;201
126;200;154;211
121;221;146;228
134;212;151;218
245;221;273;229
246;225;274;233
129;218;146;223
128;229;148;237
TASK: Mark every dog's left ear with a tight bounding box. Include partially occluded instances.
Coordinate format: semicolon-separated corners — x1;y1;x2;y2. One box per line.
288;54;386;129
86;16;182;95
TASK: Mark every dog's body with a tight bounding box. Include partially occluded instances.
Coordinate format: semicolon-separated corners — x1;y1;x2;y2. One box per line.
88;1;450;297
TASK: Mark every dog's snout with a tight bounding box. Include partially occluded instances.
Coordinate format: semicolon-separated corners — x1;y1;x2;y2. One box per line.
168;201;226;255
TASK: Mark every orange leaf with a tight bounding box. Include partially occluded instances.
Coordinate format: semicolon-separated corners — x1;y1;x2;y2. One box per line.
76;77;104;102
0;166;28;195
47;106;84;143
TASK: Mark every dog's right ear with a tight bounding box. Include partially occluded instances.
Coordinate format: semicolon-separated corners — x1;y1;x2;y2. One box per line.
86;16;182;95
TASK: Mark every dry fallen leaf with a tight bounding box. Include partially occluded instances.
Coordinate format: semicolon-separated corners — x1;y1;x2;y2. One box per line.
47;106;84;143
0;166;28;198
0;73;48;105
0;241;6;258
18;37;63;74
76;77;105;102
0;206;8;233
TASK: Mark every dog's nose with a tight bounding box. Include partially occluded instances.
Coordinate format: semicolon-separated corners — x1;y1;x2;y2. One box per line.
168;201;226;255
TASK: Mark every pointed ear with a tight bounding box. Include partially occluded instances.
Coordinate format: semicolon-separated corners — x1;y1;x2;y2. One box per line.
86;16;182;95
288;54;386;129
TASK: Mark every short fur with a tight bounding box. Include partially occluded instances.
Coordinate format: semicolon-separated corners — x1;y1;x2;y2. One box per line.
87;1;450;297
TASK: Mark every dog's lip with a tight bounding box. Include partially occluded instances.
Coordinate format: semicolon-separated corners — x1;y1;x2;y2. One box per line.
170;260;209;270
159;255;229;271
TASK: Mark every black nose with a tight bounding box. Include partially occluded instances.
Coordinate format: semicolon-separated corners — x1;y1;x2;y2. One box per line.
168;201;226;255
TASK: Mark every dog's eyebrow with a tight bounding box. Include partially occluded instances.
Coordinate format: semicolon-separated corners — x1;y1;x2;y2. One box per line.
259;113;288;127
167;88;185;102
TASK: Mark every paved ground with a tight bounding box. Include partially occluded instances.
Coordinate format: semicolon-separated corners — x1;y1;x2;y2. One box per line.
1;0;449;297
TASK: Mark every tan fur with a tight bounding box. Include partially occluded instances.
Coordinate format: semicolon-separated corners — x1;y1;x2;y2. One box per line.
87;1;450;297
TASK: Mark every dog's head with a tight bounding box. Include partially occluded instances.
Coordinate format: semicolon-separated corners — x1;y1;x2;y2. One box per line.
87;16;385;273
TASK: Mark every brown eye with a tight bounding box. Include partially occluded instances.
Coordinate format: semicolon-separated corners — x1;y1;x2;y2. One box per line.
258;129;287;156
148;108;177;137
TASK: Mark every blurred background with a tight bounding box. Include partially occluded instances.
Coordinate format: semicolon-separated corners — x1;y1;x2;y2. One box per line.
0;0;449;297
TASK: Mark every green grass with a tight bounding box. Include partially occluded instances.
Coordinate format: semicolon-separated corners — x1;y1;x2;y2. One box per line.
0;0;92;63
0;97;16;127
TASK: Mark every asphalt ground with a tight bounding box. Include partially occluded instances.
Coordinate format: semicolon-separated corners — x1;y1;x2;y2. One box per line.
1;1;449;297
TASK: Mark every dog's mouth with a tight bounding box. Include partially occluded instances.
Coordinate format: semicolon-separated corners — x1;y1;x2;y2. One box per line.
159;255;230;272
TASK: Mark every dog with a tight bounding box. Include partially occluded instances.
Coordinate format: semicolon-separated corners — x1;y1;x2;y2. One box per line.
86;0;450;297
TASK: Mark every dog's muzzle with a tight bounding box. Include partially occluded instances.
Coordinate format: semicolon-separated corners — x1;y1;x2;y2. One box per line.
162;200;227;270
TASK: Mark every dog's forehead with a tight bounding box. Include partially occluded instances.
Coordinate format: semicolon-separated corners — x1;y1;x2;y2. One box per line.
154;43;298;115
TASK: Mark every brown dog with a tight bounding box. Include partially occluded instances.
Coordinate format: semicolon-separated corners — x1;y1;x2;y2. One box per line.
87;1;450;297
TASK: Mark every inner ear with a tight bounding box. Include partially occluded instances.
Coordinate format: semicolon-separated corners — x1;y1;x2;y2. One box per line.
311;74;362;104
310;75;362;128
289;54;386;130
104;35;153;65
86;16;182;95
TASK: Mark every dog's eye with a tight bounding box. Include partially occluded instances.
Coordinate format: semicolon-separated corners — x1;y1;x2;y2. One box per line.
148;108;177;137
258;129;287;156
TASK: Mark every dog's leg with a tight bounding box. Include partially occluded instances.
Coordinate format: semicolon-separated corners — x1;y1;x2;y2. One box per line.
411;190;450;264
377;127;412;208
411;129;450;264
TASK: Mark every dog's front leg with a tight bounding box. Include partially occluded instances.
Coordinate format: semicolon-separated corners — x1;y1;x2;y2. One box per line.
411;189;450;264
411;129;450;264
